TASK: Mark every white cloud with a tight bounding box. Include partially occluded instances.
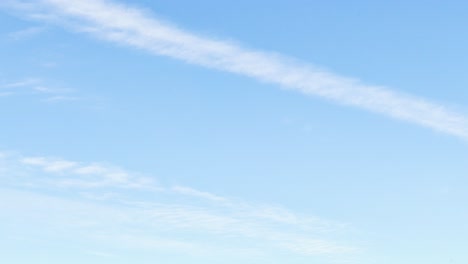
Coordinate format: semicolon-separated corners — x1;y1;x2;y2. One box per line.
1;78;40;89
172;185;226;202
33;85;69;93
85;250;116;258
44;95;80;102
0;152;355;257
279;237;355;255
21;157;77;172
74;164;107;175
0;78;80;102
19;155;156;190
5;0;468;140
7;26;44;40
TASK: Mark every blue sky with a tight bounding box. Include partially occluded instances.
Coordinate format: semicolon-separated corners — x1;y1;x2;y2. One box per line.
1;1;468;263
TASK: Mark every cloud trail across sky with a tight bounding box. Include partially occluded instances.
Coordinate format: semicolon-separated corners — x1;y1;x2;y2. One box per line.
5;0;468;140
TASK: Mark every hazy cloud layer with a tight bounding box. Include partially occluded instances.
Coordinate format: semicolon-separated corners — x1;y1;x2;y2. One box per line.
0;152;355;258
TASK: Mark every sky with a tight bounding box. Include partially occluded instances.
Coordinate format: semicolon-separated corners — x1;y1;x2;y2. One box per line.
1;1;468;263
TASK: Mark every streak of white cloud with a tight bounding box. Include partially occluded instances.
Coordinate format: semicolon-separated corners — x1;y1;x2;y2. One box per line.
7;26;44;40
6;0;468;140
1;78;40;89
33;85;71;94
19;155;156;190
172;185;226;202
0;78;80;102
21;156;78;172
44;95;80;102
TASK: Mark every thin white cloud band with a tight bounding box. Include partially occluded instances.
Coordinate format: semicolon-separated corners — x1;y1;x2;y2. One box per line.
6;0;468;140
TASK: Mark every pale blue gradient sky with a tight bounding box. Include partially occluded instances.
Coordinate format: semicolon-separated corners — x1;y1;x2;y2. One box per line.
1;1;468;263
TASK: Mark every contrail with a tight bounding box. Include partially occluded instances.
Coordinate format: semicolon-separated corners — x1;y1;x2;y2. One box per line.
8;0;468;140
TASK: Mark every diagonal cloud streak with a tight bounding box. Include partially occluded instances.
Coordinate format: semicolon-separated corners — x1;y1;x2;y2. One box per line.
5;0;468;140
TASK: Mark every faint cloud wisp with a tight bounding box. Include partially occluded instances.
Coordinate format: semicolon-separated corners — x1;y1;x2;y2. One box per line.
0;77;81;102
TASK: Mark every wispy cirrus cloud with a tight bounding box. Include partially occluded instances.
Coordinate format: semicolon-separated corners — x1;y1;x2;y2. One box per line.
0;152;356;259
19;155;157;190
7;26;44;40
1;78;39;88
172;185;227;202
0;78;79;101
0;78;79;102
4;0;468;140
